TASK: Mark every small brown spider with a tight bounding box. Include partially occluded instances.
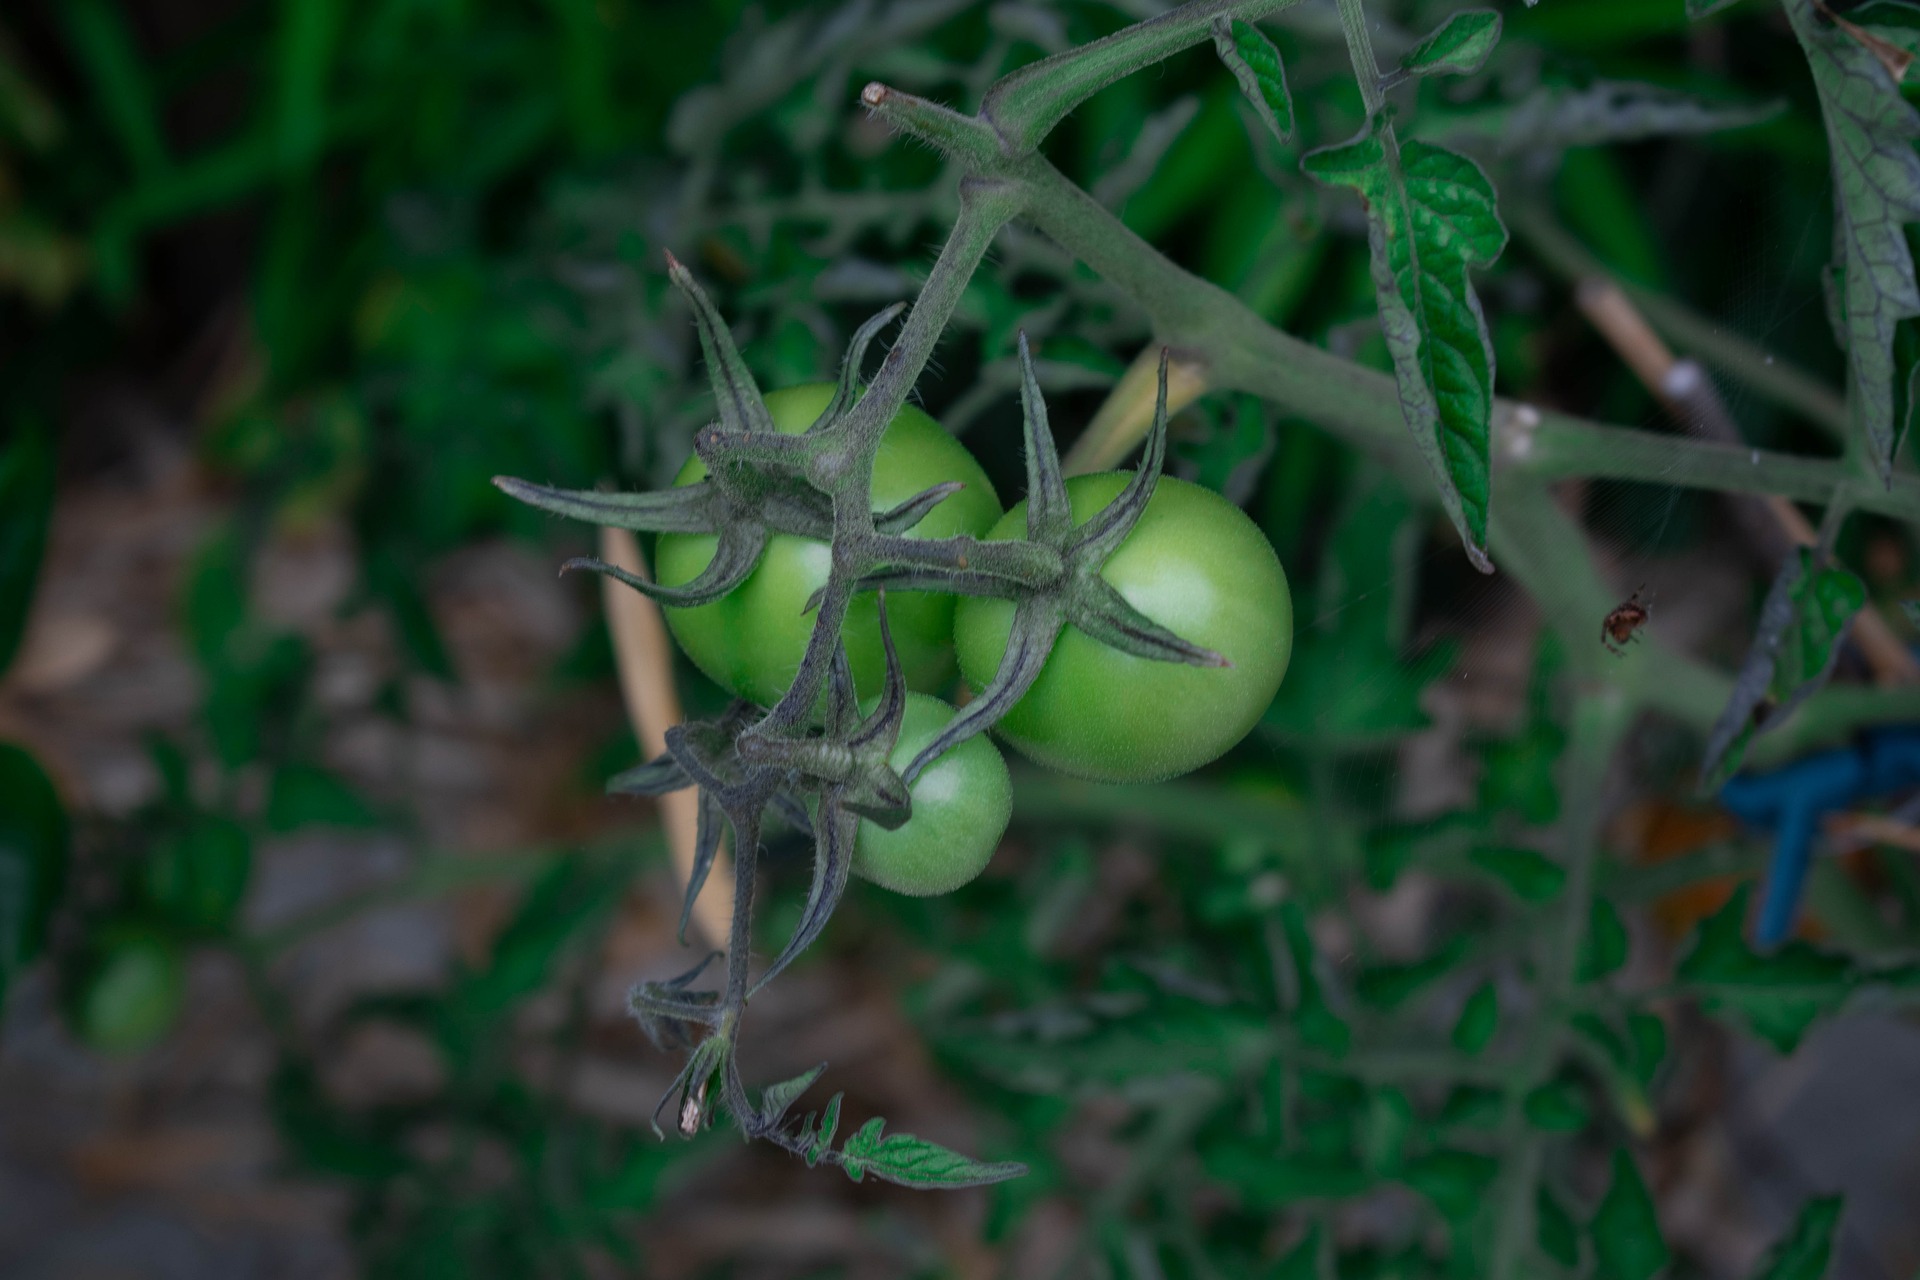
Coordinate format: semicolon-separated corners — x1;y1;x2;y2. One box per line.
1602;586;1651;656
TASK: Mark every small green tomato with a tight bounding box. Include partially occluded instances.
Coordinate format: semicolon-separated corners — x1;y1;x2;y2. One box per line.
656;385;1000;707
853;693;1011;896
954;473;1292;782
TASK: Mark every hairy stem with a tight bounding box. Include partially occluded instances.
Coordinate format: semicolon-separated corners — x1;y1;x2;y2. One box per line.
1335;0;1386;117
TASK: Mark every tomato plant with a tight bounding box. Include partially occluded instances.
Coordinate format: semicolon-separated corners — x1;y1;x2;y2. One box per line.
655;383;1001;705
954;473;1292;782
853;693;1011;896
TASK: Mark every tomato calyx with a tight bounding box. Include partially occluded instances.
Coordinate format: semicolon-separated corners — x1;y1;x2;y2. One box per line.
888;335;1230;784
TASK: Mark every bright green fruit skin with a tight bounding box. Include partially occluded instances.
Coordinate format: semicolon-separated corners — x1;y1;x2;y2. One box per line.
656;385;1001;707
70;924;185;1054
954;473;1292;783
854;693;1011;896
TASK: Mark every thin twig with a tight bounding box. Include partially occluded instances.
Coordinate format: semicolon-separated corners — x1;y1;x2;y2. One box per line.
598;526;735;949
1575;278;1919;686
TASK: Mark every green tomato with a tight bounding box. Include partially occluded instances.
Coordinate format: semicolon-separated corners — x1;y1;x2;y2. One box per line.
853;693;1011;896
954;473;1292;782
69;924;185;1055
656;385;1000;707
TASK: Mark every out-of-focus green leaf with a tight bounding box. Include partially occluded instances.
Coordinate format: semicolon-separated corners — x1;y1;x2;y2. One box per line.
1579;897;1630;981
1355;936;1469;1010
1675;887;1913;1052
1702;549;1867;789
267;764;378;832
0;423;55;677
1593;1149;1668;1280
1524;1079;1591;1132
1211;17;1292;143
144;817;251;932
1452;982;1498;1054
1467;846;1566;903
1279;902;1351;1053
0;742;68;1006
1266;473;1456;745
1272;1223;1330;1279
1787;0;1920;483
58;0;169;177
1401;1149;1499;1223
1538;1184;1581;1267
1751;1197;1843;1280
1302;116;1506;571
1400;11;1501;79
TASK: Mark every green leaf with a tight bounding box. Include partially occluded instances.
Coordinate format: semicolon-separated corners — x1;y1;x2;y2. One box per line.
1452;981;1498;1054
266;764;379;832
1279;902;1351;1054
1787;0;1920;483
1467;845;1566;903
1524;1080;1591;1132
1400;10;1501;79
1272;1223;1330;1280
1538;1185;1581;1267
836;1115;1027;1189
143;818;251;933
1702;549;1868;788
1355;936;1469;1010
1688;0;1750;18
1302;116;1506;572
1593;1149;1668;1280
1211;17;1293;143
1401;1149;1500;1223
1626;1011;1667;1089
1750;1197;1843;1280
758;1064;826;1131
1265;471;1456;746
805;1094;842;1168
0;423;55;678
1675;886;1879;1053
0;742;68;1007
1578;897;1630;981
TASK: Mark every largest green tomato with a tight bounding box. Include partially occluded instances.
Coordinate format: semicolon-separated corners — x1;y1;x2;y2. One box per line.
656;385;1000;707
954;473;1291;782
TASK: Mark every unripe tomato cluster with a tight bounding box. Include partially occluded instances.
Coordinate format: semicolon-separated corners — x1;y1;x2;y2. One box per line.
655;385;1294;897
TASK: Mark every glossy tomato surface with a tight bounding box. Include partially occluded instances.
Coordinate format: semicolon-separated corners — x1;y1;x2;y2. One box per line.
853;693;1010;896
954;473;1291;782
656;384;1000;707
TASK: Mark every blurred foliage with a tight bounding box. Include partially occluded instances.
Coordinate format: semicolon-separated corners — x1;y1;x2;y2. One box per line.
1;0;1918;1276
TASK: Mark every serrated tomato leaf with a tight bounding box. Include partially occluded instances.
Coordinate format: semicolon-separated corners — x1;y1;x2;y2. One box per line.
1400;10;1500;79
1751;1196;1843;1280
1593;1149;1668;1280
1787;0;1920;483
1212;17;1292;143
836;1115;1026;1188
1702;548;1866;789
1302;116;1505;572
